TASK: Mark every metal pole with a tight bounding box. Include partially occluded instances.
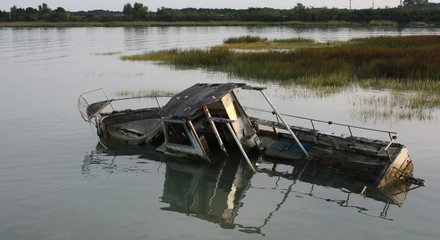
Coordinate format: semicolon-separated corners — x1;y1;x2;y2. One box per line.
102;89;115;111
203;106;228;156
310;120;316;131
259;90;310;159
155;96;161;108
226;123;256;173
348;126;354;138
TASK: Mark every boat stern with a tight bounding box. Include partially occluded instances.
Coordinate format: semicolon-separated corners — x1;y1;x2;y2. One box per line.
376;147;422;188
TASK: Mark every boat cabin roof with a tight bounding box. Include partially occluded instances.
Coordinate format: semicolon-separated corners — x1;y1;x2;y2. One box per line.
160;83;246;120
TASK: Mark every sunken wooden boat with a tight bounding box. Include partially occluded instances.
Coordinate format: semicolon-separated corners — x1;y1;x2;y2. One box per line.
78;83;425;189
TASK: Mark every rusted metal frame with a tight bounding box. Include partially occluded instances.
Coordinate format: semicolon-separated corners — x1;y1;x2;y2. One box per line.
78;96;91;121
109;95;171;109
209;117;256;173
101;89;115;111
80;96;90;106
78;107;90;121
386;133;397;148
385;137;396;152
391;166;413;180
78;88;104;98
187;120;211;164
111;95;172;102
385;137;397;161
90;104;111;120
78;89;114;121
78;88;113;126
258;90;310;159
79;109;97;127
391;165;425;186
203;106;228;156
78;94;93;121
78;96;99;126
398;158;411;178
89;118;98;127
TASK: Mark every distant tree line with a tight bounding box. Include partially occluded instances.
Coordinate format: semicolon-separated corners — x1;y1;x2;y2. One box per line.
0;3;70;22
1;2;440;23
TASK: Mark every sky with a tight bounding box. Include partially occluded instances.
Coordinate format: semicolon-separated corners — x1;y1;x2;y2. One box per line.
1;0;440;12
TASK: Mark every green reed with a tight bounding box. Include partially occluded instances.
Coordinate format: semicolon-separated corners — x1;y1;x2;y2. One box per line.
115;89;176;97
352;90;438;121
123;36;440;82
121;35;440;115
94;51;122;56
224;35;267;44
218;36;329;50
346;35;440;48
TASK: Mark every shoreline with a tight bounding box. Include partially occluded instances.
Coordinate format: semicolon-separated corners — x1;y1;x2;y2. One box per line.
0;20;437;28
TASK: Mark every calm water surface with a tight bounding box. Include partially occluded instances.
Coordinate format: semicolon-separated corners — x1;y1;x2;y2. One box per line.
0;26;439;240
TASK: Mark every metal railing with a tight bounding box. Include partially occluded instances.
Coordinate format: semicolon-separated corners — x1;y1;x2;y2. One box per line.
243;106;398;142
78;88;172;124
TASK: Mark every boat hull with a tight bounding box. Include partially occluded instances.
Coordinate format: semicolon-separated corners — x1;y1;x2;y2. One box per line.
97;108;163;146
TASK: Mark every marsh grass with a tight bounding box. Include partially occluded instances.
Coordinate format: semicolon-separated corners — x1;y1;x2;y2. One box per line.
218;36;330;50
368;20;398;27
123;35;440;82
224;36;267;44
121;35;440;119
358;78;440;93
346;35;440;48
115;89;176;97
351;89;438;121
94;51;122;56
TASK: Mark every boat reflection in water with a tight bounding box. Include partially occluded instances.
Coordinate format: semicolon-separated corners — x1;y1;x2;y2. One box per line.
83;146;419;234
161;160;253;230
